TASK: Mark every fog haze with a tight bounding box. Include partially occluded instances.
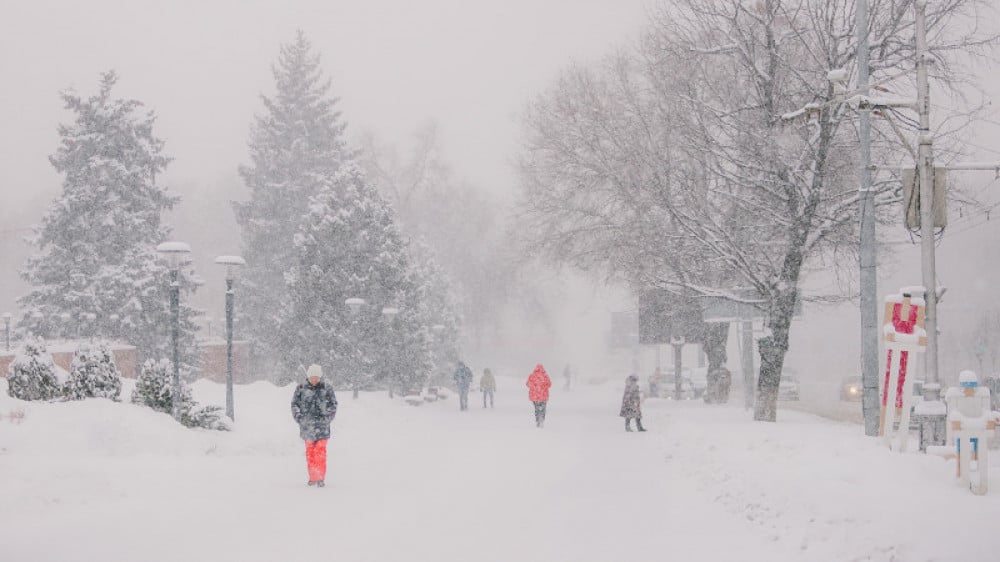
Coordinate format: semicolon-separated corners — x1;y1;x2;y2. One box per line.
2;1;1000;384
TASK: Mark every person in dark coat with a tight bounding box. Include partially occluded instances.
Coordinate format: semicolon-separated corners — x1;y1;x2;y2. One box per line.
620;374;646;432
454;361;473;411
291;364;338;487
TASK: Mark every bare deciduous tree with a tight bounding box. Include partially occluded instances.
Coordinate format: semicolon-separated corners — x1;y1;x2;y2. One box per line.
520;0;995;421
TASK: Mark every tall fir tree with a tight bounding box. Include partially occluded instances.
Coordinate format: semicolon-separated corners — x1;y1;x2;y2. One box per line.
408;243;462;387
18;71;200;365
279;163;433;395
234;31;351;370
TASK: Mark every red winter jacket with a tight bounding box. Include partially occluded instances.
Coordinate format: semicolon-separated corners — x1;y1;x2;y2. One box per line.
526;364;552;402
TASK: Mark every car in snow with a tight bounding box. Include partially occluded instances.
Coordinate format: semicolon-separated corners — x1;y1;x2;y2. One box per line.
840;376;863;401
777;371;800;401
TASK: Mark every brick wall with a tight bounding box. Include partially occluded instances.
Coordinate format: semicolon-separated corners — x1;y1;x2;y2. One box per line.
196;340;252;384
1;341;250;383
0;344;138;378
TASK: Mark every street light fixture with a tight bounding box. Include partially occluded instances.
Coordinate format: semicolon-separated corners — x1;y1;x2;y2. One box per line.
157;241;192;422
215;255;246;421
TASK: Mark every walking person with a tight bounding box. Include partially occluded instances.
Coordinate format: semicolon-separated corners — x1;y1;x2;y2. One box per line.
454;361;473;411
291;364;339;487
481;367;496;408
563;364;573;391
526;364;552;428
620;374;646;432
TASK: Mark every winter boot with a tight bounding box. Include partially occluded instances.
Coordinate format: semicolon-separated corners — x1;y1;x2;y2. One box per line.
625;418;633;432
637;418;647;432
316;480;326;488
307;480;316;486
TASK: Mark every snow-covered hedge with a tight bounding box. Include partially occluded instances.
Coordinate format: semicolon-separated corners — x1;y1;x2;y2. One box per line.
64;343;122;401
7;339;62;401
132;359;228;431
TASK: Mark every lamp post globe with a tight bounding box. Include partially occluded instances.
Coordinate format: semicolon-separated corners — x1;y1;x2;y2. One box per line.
214;255;246;421
157;241;191;422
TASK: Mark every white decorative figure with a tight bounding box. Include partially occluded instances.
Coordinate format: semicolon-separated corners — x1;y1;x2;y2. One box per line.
881;287;927;452
945;371;995;495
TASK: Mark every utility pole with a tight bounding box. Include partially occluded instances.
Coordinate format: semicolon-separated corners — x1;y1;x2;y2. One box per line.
857;0;880;436
741;320;755;410
914;0;939;385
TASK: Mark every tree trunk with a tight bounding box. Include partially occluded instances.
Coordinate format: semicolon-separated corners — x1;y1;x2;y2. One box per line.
754;284;799;421
702;323;729;371
702;322;731;404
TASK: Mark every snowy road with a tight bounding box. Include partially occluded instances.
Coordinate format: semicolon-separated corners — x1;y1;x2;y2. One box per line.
2;375;998;561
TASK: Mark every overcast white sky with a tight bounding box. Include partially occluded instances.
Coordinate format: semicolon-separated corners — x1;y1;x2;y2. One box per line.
0;0;650;317
2;1;999;381
0;0;650;207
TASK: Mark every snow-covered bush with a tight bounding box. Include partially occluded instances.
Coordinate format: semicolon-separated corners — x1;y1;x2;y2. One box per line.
132;359;183;413
132;359;227;431
7;338;62;401
63;343;122;400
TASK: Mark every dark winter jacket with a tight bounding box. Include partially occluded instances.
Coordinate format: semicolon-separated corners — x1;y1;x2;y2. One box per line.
619;375;642;418
291;380;338;441
454;362;473;392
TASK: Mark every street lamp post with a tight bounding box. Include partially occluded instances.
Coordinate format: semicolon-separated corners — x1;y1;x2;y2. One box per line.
85;313;97;342
2;313;11;352
157;241;192;422
671;336;686;400
59;312;71;342
381;306;399;397
109;314;120;341
431;324;445;386
30;311;45;339
215;255;246;421
345;298;366;399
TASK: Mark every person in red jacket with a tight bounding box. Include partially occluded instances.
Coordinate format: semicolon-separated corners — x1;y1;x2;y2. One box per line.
526;364;552;428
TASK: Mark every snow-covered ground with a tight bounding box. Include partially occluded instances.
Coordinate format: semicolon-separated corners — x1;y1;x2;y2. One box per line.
1;373;998;562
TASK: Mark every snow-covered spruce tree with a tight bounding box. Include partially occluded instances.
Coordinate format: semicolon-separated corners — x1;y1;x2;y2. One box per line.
132;358;186;413
131;359;228;430
234;30;352;373
18;71;200;366
7;338;62;401
279;163;433;397
63;342;122;400
407;243;462;388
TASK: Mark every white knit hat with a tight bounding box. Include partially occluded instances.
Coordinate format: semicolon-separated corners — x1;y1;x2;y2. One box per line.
307;364;323;379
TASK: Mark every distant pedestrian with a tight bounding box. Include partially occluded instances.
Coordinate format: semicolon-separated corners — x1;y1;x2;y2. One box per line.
620;374;646;432
481;368;496;408
526;364;552;428
454;361;473;411
563;364;573;390
291;364;339;487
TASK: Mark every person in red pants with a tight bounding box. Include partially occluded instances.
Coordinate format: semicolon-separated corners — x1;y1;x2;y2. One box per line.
291;364;338;487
